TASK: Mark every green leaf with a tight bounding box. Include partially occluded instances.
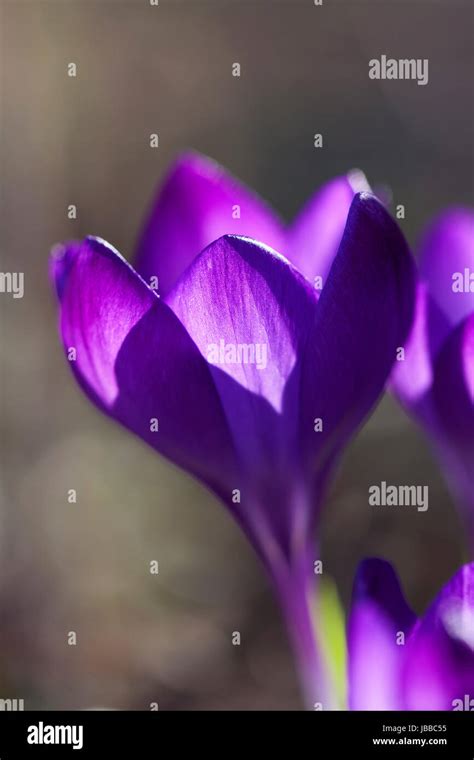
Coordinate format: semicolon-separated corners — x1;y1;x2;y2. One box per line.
313;576;347;709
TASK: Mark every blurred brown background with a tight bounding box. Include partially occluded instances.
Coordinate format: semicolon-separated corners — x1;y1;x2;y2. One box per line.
0;0;473;709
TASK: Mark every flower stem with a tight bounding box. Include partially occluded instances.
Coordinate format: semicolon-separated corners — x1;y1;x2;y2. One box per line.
271;559;335;710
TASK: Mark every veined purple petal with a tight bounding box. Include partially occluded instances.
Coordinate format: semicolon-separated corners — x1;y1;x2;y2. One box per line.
50;238;155;406
165;234;319;557
299;193;416;486
51;237;239;500
403;563;474;710
419;208;474;347
348;558;416;710
286;173;362;285
134;152;285;297
166;235;316;416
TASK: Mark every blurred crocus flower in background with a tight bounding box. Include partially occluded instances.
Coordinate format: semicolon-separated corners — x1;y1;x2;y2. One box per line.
392;210;474;548
50;153;415;708
348;558;474;710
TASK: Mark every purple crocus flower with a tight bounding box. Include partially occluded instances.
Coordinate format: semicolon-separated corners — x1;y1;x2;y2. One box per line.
391;209;474;546
50;153;415;707
348;558;474;710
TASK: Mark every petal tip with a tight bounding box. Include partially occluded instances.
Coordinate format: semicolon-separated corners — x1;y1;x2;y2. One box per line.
356;190;379;205
347;169;371;194
354;556;395;596
221;233;295;271
167;149;225;183
49;240;78;300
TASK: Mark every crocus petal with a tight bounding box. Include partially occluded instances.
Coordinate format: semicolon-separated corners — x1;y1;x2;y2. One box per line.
403;563;474;710
299;193;416;486
419;208;474;346
432;312;474;446
429;313;474;527
166;234;319;557
51;237;238;500
134;152;285;297
390;283;434;413
166;235;316;415
347;558;416;710
286;173;362;285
